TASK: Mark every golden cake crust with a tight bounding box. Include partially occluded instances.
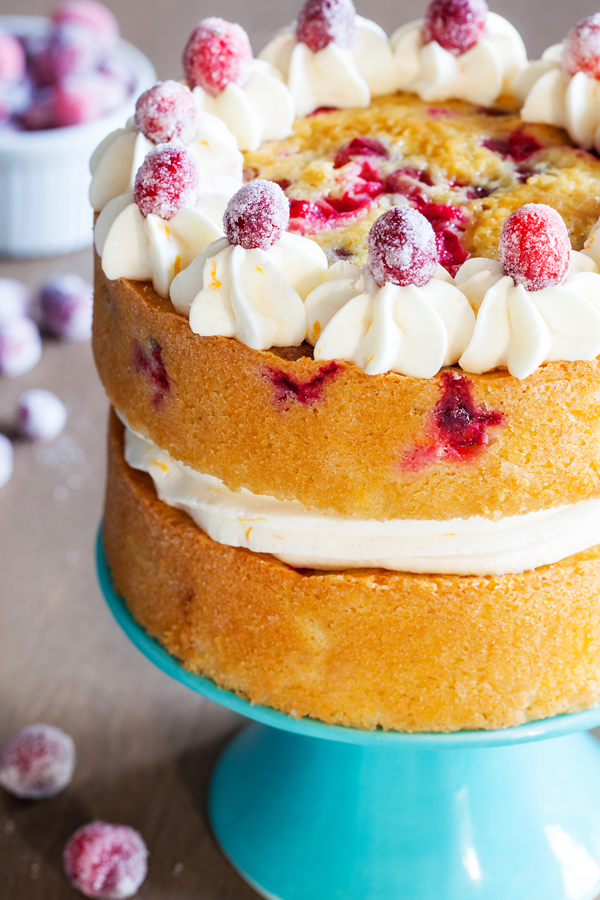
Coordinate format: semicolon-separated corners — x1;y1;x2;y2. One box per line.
104;412;600;733
94;257;600;521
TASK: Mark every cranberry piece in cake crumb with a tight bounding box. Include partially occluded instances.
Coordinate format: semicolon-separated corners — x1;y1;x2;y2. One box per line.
0;724;75;799
499;204;570;292
333;136;387;169
64;821;148;899
482;131;542;162
266;361;342;409
367;207;438;288
135;81;197;145
423;0;488;54
563;15;600;80
183;17;252;95
224;180;289;250
134;144;200;220
133;340;170;406
296;0;356;52
403;372;504;468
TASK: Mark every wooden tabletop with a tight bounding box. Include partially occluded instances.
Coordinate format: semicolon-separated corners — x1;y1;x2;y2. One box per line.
2;0;600;897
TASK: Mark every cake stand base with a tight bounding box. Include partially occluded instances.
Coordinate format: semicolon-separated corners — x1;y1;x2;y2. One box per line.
211;723;600;900
96;532;600;900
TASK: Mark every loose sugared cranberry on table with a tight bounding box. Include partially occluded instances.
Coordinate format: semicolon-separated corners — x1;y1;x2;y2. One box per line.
52;0;119;46
367;206;438;287
39;273;93;342
183;17;252;95
16;389;68;442
0;434;13;489
562;15;600;80
0;317;42;378
135;81;197;145
0;278;32;324
134;144;200;220
423;0;488;54
64;822;148;900
0;724;75;799
296;0;356;52
0;31;26;82
499;203;570;292
224;180;290;250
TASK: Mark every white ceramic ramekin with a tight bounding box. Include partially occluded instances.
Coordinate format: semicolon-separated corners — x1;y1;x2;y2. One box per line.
0;16;156;258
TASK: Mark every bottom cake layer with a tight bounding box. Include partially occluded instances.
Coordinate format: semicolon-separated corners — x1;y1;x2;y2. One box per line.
104;411;600;733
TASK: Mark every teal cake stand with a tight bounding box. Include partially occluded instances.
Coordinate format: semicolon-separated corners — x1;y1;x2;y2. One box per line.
97;534;600;900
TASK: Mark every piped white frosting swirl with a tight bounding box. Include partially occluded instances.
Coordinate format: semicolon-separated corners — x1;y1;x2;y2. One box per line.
391;12;526;106
259;16;399;118
192;59;295;152
170;232;328;350
305;261;475;378
515;43;600;151
89;112;244;212
457;251;600;379
123;419;600;577
95;176;239;298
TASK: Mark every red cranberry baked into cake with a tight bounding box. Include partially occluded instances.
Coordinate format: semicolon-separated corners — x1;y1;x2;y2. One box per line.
93;0;600;732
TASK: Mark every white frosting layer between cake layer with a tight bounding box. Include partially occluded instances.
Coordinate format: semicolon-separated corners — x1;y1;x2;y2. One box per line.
123;420;600;576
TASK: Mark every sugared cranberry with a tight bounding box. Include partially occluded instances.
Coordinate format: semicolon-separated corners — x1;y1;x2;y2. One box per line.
0;434;12;488
64;822;148;900
367;207;438;287
134;144;200;220
183;17;252;95
333;136;387;169
0;317;42;378
499;203;570;292
0;278;32;324
51;75;107;127
297;0;356;52
0;31;26;82
0;724;75;799
224;180;289;250
16;389;67;442
423;0;488;54
39;273;93;342
35;23;99;84
563;15;600;80
135;81;196;145
52;1;119;45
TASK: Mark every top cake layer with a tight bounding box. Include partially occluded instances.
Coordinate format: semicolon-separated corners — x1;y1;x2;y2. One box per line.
244;93;600;269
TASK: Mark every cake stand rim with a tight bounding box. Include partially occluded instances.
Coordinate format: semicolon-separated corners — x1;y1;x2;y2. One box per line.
96;527;600;749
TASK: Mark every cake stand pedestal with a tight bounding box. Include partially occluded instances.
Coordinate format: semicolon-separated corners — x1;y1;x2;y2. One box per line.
97;535;600;900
